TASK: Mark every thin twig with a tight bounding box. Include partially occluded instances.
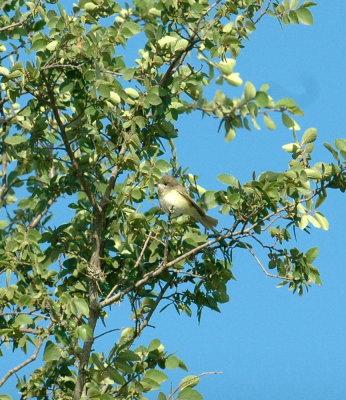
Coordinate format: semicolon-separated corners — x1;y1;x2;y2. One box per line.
27;194;58;229
101;194;317;308
137;280;171;333
0;0;42;32
100;131;133;211
159;0;222;87
41;73;98;212
0;337;45;387
94;327;126;341
0;141;7;204
104;232;153;302
261;214;281;232
173;269;204;279
254;0;272;25
243;242;289;280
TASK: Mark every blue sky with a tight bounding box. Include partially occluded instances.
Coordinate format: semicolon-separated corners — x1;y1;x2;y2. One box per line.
1;1;345;399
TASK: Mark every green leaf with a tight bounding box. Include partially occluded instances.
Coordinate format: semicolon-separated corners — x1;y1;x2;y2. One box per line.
9;70;22;78
43;341;62;361
144;369;168;384
148;338;161;351
224;73;243;86
0;220;9;229
13;314;33;327
289;0;299;9
31;37;48;51
323;142;339;161
255;91;269;107
117;350;141;362
133;116;147;128
0;395;13;400
124;88;139;98
300;1;317;6
0;66;10;77
289;10;299;24
296;7;313;25
307;214;320;228
107;366;126;385
263;114;276;130
301;127;317;145
282;113;295;129
76;324;92;340
109;91;121;104
282;143;299;153
225;126;236;142
304;168;321;179
165;356;180;369
217;174;237;186
84;2;98;10
244;81;256;101
299;214;309;230
146;92;162;105
314;212;329;230
175;39;188;52
156;159;172;173
98;84;111;98
178;387;203;400
123;21;141;35
218;58;236;75
73;298;90;317
335;138;346;152
46;40;59;51
179;375;200;390
306;247;319;263
158;393;167;400
200;191;218;209
315;193;326;209
276;98;296;108
27;229;42;242
158;35;177;48
4;135;27;145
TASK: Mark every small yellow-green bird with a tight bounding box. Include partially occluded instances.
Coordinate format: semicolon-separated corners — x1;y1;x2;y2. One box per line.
157;175;218;230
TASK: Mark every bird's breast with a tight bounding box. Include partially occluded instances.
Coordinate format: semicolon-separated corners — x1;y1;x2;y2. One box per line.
160;190;190;216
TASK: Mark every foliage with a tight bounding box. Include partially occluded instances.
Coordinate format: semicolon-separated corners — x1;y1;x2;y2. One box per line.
0;0;345;399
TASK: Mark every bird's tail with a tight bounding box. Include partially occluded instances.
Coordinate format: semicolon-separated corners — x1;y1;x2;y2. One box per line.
200;215;218;230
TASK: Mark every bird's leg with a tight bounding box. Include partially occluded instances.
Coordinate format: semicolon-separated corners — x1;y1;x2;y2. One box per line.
168;205;174;226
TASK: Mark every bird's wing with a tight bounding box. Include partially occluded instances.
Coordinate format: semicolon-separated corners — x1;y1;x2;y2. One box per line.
176;187;206;217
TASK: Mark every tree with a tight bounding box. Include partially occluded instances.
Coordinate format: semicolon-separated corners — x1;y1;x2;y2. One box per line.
0;0;345;399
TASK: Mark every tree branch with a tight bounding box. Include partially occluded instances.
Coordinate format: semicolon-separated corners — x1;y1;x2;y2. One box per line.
0;141;7;204
0;0;42;32
41;73;99;212
100;131;133;211
137;280;171;334
101;193;322;308
73;280;100;400
27;194;58;229
243;242;290;280
0;337;44;387
159;0;222;87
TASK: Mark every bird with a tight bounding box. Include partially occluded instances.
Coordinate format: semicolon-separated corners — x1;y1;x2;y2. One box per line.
157;175;218;230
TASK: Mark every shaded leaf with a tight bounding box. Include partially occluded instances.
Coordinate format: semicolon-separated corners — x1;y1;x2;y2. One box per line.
43;341;62;361
296;7;313;25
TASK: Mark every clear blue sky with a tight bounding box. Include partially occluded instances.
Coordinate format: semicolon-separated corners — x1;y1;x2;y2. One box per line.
1;1;345;399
